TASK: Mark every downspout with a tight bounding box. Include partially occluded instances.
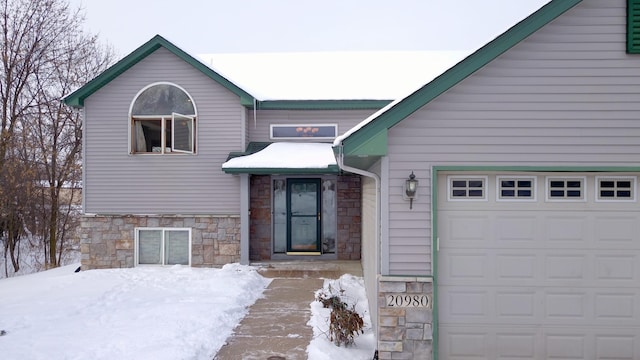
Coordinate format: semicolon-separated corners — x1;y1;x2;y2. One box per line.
334;143;381;347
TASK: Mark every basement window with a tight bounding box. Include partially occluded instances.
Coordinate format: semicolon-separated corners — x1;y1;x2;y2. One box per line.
448;176;488;201
135;228;191;266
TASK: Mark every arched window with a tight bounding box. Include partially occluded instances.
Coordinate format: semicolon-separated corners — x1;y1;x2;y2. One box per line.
130;83;196;154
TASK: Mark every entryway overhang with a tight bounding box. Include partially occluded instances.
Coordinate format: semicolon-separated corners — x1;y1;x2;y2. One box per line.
222;142;340;175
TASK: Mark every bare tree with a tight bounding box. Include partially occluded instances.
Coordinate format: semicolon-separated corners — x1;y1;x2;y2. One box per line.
0;0;114;271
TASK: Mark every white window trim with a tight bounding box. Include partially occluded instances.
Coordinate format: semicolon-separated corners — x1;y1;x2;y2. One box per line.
545;176;587;202
128;82;197;155
594;176;637;202
134;227;192;266
496;176;537;202
269;124;338;140
447;175;488;201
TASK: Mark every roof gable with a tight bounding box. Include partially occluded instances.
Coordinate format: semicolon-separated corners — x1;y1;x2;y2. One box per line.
336;0;582;156
63;35;255;108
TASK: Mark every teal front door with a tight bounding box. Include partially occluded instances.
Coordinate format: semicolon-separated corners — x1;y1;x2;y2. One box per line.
287;178;321;254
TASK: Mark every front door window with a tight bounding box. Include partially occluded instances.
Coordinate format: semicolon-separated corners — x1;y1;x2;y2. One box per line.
288;179;321;253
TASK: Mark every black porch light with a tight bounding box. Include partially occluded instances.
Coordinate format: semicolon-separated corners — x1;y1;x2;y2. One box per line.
405;171;418;209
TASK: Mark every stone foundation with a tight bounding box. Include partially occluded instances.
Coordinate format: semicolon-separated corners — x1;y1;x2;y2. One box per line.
79;215;240;269
378;276;434;360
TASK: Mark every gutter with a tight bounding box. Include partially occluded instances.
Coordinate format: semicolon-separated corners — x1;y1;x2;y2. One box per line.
334;144;381;348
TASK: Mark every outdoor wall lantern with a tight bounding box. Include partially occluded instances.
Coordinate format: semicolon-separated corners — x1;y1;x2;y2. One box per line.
404;171;418;209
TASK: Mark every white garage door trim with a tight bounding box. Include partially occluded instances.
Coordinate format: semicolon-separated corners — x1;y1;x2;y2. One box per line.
432;167;640;360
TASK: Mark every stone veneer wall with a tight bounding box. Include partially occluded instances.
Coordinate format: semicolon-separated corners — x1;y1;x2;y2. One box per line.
378;276;434;360
79;215;240;269
249;175;362;261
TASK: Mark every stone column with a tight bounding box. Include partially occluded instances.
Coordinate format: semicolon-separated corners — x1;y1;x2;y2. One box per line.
377;276;433;359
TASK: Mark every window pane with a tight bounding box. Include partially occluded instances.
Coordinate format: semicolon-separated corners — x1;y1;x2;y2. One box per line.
518;189;532;197
567;181;581;188
132;84;195;115
600;181;615;188
501;189;515;197
273;180;287;253
172;113;194;153
550;181;564;188
322;179;336;253
550;190;565;197
567;190;581;197
618;181;632;188
271;125;337;139
134;119;162;153
452;189;467;197
517;180;532;187
501;180;515;188
469;189;483;197
617;190;631;198
468;180;483;188
600;190;615;197
165;230;189;265
138;230;162;264
290;183;317;215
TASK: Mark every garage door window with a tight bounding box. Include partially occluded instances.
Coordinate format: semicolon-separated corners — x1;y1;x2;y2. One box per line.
448;176;487;201
596;176;635;201
546;177;586;201
497;176;536;201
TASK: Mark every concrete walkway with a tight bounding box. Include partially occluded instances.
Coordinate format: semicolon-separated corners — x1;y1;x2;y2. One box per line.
214;261;362;360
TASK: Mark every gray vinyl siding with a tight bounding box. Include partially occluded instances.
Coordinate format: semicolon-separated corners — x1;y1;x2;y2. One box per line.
361;160;380;333
84;48;244;214
247;109;378;142
385;0;640;275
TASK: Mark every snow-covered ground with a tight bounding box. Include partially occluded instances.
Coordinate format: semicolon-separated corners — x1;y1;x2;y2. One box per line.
0;263;375;359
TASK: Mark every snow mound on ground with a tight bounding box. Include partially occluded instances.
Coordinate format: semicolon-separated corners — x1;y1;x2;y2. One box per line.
307;274;376;360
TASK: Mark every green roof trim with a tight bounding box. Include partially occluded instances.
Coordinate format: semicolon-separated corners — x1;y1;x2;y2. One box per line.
628;0;640;53
244;99;392;110
339;0;582;155
63;35;256;108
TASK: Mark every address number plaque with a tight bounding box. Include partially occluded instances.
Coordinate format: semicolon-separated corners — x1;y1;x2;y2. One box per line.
385;294;432;308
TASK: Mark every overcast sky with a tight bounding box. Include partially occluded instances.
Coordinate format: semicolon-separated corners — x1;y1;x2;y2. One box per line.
68;0;551;57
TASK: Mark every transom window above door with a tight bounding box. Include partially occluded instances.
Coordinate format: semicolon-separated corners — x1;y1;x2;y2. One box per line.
130;83;196;154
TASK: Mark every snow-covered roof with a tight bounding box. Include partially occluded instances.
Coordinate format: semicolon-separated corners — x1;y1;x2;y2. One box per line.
222;142;337;172
199;51;469;101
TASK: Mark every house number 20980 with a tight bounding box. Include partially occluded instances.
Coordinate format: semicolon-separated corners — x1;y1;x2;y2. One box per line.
386;294;431;308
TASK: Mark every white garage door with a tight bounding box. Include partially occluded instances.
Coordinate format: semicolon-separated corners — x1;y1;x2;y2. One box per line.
437;172;640;359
